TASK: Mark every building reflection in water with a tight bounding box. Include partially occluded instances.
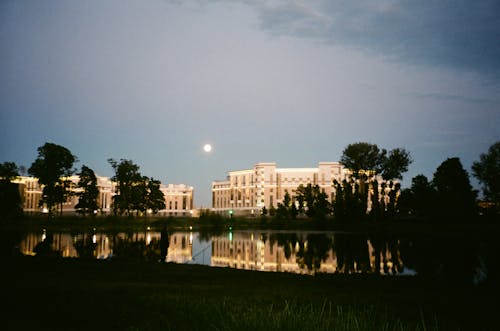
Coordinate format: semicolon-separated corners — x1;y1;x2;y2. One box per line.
210;231;406;275
17;230;409;275
18;230;198;263
15;230;496;284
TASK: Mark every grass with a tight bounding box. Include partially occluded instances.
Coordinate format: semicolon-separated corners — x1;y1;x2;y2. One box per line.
3;256;498;330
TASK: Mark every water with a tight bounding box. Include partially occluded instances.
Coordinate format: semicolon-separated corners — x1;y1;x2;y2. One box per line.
5;228;498;283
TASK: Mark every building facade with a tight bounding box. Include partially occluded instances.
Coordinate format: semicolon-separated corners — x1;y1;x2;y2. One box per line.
13;176;194;217
211;162;349;216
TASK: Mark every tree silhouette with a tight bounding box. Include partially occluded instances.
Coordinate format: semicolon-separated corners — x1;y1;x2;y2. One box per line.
339;142;412;222
381;148;413;181
472;141;500;213
275;191;292;220
75;165;99;217
340;142;385;179
433;157;476;222
0;162;22;221
28;143;76;216
399;175;436;219
145;177;166;215
108;159;142;216
295;184;330;220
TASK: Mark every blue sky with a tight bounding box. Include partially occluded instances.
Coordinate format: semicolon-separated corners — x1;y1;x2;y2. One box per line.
1;0;499;207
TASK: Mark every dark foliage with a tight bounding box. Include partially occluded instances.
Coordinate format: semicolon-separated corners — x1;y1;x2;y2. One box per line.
0;162;22;221
472;141;500;214
433;158;477;221
75;165;99;216
28;143;76;216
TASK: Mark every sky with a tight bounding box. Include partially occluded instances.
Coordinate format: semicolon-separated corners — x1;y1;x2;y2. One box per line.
1;0;499;207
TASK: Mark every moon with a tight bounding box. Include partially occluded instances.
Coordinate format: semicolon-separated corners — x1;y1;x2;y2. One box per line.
203;144;212;153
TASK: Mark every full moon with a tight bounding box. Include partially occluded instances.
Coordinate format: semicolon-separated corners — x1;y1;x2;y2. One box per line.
203;144;212;153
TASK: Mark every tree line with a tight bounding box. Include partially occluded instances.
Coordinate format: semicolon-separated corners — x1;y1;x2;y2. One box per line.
263;141;499;222
0;142;165;219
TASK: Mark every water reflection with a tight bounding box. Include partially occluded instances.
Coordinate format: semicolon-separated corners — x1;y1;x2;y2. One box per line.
18;230;197;264
12;229;498;283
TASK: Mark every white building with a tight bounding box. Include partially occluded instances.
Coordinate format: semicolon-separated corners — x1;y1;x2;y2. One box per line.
159;184;194;217
13;176;194;217
211;162;349;216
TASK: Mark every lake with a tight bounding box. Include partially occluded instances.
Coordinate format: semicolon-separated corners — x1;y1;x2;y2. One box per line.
6;227;497;284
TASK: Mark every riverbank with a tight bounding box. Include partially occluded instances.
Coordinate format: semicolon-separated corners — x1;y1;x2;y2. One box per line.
2;214;499;236
3;256;498;330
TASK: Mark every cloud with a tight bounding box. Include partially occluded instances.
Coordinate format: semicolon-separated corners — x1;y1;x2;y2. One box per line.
412;92;496;105
242;0;500;78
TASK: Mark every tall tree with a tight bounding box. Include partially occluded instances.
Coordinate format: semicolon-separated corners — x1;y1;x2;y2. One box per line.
339;142;412;221
108;159;142;216
28;143;76;216
0;162;22;220
145;177;165;214
433;158;477;221
75;165;99;216
472;141;500;208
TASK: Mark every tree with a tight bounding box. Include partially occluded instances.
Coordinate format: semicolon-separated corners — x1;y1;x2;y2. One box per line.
295;184;330;220
0;162;22;220
28;143;76;216
400;174;436;219
340;142;412;221
0;162;19;181
340;142;412;181
75;165;99;216
108;159;142;216
276;191;297;220
340;142;385;179
332;179;367;222
381;148;413;181
433;158;476;221
131;176;148;215
472;141;500;208
145;177;165;214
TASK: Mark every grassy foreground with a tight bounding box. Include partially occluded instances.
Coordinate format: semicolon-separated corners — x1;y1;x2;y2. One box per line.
3;257;498;331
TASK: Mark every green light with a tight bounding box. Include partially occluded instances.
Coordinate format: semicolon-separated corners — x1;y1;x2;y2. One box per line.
229;209;233;215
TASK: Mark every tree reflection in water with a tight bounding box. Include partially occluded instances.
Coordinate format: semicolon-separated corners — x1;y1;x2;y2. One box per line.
333;233;370;274
73;231;97;259
369;233;404;275
10;228;499;285
296;234;332;272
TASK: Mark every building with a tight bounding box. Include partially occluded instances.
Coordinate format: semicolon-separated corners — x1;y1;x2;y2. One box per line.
13;176;194;217
159;184;194;217
211;162;349;216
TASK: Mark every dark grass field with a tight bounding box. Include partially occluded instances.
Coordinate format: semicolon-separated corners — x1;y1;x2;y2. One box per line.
3;256;498;331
